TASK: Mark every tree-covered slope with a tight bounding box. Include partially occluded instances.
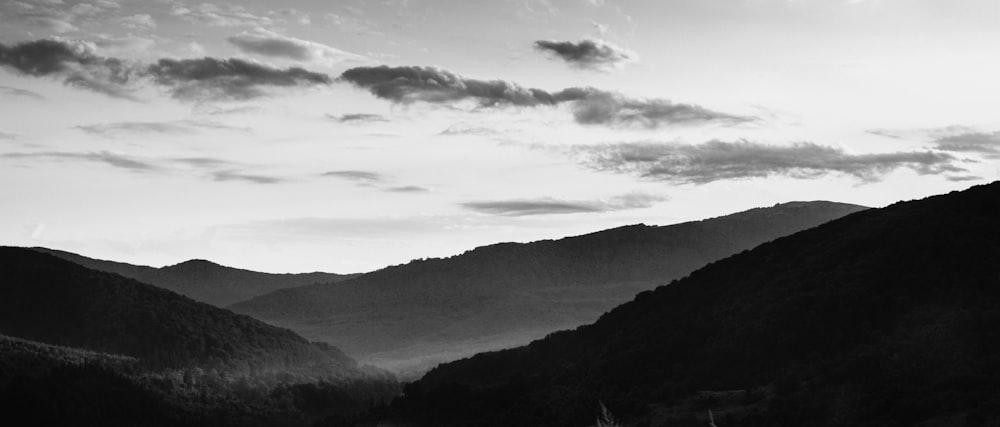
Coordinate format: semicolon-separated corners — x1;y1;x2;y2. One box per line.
30;247;358;307
231;201;865;375
391;182;1000;427
0;247;368;380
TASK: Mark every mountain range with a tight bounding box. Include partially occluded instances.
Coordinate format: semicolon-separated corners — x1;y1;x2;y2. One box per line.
230;201;866;376
29;247;358;307
386;182;1000;426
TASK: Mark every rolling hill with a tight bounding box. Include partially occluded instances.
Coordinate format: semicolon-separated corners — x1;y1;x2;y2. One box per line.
388;182;1000;426
0;247;374;380
29;247;358;307
231;201;865;375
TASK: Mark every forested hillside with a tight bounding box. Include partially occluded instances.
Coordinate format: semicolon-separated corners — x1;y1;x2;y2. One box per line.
386;182;1000;426
232;201;865;375
0;247;373;379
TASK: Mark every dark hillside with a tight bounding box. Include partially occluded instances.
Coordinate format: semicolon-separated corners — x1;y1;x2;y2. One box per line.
393;182;1000;426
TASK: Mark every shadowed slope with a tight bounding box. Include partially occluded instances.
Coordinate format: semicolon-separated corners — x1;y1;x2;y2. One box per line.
393;182;1000;427
0;247;372;381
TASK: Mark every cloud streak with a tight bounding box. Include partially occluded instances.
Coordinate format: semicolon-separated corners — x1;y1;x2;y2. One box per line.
0;39;335;101
461;193;665;216
0;86;45;100
339;65;749;128
147;57;332;101
933;131;1000;158
321;170;384;183
227;29;364;65
534;39;636;71
76;119;247;137
327;113;388;123
210;170;285;184
2;150;159;172
577;140;964;184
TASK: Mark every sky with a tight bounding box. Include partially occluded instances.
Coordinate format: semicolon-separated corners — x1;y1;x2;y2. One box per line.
2;0;999;273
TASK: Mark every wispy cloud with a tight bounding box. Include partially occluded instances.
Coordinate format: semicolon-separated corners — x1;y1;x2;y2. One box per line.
321;170;385;183
340;65;750;128
2;150;159;172
327;113;388;123
170;2;273;27
386;185;430;193
75;119;247;137
171;157;236;168
461;193;665;216
210;170;285;184
0;86;45;100
932;131;1000;158
227;29;364;65
577;140;965;184
534;39;636;71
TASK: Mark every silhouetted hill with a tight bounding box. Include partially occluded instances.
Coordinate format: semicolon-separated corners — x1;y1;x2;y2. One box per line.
29;247;358;307
231;201;865;375
0;247;373;380
0;334;398;427
389;182;1000;426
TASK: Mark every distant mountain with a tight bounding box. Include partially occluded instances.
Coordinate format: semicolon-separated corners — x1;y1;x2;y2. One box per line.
388;182;1000;426
0;247;374;381
30;247;358;307
231;201;865;375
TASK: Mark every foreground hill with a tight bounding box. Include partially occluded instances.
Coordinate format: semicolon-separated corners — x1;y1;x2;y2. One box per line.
0;333;397;427
29;247;358;307
231;201;865;375
389;182;1000;426
0;247;372;380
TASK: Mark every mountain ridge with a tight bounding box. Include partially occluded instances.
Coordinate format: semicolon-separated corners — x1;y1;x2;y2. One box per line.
28;247;359;307
231;200;867;375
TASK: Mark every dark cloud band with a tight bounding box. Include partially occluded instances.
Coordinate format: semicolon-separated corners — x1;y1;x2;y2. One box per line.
339;65;749;128
578;140;965;184
0;39;333;101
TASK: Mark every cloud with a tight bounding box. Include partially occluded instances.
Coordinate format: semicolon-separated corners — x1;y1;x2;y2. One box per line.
76;119;247;137
556;87;751;128
171;157;235;168
2;150;159;172
932;132;1000;158
170;2;273;27
321;170;384;183
386;185;430;193
119;14;155;30
0;86;44;100
1;1;77;33
227;29;363;65
146;57;332;101
577;140;965;184
461;193;665;216
327;113;388;123
211;170;285;184
0;38;335;101
340;65;748;128
534;39;636;71
0;130;19;140
0;39;142;99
